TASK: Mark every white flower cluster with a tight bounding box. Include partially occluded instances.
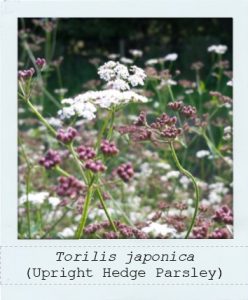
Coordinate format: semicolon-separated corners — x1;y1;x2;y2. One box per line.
142;222;176;237
98;60;146;90
58;90;148;120
208;182;229;204
207;44;228;55
120;57;134;65
19;192;61;208
223;126;232;141
129;49;143;57
196;150;210;159
145;53;178;66
58;61;148;121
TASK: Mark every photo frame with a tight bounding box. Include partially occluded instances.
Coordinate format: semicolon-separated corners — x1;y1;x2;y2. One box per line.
1;0;248;299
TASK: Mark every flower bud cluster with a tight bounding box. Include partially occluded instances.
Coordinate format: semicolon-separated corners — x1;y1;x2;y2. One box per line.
181;105;197;118
168;101;197;119
100;140;119;156
84;221;148;239
213;205;233;225
192;224;209;239
35;57;46;69
85;160;106;173
209;91;232;105
168;101;183;111
56;127;77;143
161;125;182;139
151;113;177;129
39;149;61;169
56;176;84;198
134;111;147;126
209;228;229;239
18;68;35;80
77;146;96;160
117;162;134;182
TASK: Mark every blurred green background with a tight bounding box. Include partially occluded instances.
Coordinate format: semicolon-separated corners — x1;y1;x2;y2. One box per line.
19;18;232;97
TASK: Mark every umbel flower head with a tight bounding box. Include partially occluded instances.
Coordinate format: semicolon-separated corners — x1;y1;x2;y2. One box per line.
58;61;148;121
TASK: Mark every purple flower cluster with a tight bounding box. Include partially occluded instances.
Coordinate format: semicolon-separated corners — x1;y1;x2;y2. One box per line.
151;113;177;129
84;221;148;239
192;224;209;239
209;91;232;105
35;57;46;69
168;101;183;111
39;149;61;169
18;68;35;80
168;102;197;119
134;111;147;126
117;162;134;182
161;125;182;139
100;140;119;156
181;105;197;118
213;205;233;225
77;146;96;160
118;125;151;142
56;127;77;144
85;160;106;173
209;228;229;239
56;176;84;198
103;232;118;239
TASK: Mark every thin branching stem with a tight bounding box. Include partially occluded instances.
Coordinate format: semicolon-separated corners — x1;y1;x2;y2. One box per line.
169;142;200;239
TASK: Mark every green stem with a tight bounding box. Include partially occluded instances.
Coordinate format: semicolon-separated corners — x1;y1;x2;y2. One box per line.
201;130;224;159
95;110;113;150
169;142;200;239
55;165;71;177
75;186;94;239
26;99;57;136
107;109;115;140
167;86;186;146
68;143;88;184
25;167;32;239
95;187;117;232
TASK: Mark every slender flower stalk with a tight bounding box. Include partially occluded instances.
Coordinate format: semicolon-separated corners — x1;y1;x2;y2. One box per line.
26;99;57;137
68;143;89;184
25;167;32;238
19;139;32;238
95;109;113;150
75;185;94;239
169;142;200;238
107;108;115;140
167;85;186;145
95;187;118;232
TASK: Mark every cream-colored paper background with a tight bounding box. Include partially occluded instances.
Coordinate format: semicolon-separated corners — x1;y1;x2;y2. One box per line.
1;0;248;299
